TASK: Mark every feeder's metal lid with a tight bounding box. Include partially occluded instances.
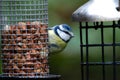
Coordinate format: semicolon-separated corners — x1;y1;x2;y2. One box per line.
72;0;120;22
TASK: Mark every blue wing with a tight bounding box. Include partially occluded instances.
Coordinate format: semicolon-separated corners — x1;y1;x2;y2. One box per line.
50;44;59;48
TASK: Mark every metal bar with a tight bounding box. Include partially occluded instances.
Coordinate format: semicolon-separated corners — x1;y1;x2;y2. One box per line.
0;9;47;12
9;1;12;24
85;22;89;80
0;14;48;17
80;43;120;47
79;22;84;80
101;22;105;80
81;61;120;65
0;19;48;24
80;22;120;29
113;21;116;80
0;4;47;7
80;22;84;80
0;0;4;74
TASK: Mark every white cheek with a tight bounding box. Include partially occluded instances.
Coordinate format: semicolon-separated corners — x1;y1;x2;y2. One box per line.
59;25;64;31
57;29;70;41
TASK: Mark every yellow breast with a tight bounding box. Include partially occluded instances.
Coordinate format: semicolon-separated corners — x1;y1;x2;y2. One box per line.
48;30;67;53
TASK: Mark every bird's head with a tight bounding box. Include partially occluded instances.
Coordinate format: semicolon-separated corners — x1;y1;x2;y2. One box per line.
53;24;74;43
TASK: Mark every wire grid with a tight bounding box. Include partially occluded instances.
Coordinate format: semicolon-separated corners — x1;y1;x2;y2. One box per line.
80;21;120;80
0;0;48;25
0;0;50;78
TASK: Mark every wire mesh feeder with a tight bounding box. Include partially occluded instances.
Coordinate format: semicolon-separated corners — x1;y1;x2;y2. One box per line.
72;0;120;80
0;0;60;80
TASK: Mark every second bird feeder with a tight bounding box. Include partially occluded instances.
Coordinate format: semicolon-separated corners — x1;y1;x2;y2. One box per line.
72;0;120;80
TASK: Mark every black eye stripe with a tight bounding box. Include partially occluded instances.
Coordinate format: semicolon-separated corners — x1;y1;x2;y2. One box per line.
64;31;70;35
59;28;71;36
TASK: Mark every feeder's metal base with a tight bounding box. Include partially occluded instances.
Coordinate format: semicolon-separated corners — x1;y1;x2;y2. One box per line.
0;74;61;80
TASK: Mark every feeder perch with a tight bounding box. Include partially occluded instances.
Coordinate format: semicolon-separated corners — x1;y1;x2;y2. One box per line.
72;0;120;80
0;0;60;80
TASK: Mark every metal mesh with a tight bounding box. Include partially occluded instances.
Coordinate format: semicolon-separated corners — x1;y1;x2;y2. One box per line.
80;21;120;80
0;0;49;78
0;0;48;25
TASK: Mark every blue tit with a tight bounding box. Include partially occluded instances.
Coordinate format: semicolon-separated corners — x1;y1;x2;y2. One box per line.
48;24;74;54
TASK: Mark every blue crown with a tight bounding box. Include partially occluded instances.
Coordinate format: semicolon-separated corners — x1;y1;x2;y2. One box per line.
61;24;72;31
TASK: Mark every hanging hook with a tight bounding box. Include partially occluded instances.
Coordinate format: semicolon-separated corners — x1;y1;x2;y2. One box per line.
93;22;99;30
118;20;120;24
117;20;120;28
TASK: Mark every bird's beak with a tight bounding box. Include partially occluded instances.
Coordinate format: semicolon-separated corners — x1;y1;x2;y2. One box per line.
47;27;52;30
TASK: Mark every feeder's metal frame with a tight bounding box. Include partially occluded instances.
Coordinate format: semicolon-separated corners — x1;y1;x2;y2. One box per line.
79;21;120;80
